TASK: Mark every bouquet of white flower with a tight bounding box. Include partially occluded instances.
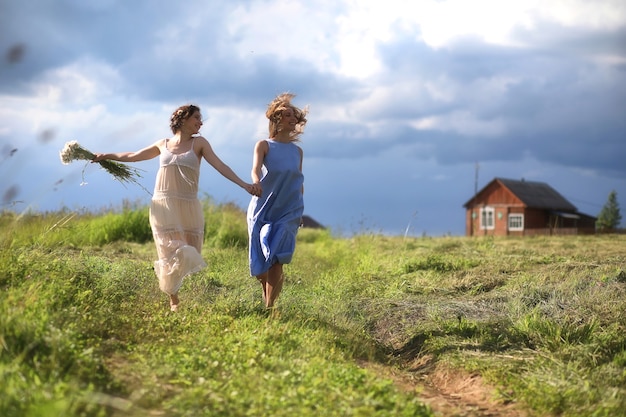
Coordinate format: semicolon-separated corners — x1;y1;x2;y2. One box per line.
59;140;144;187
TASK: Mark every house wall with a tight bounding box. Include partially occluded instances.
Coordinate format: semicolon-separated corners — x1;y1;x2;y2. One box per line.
524;208;548;229
465;204;525;236
465;182;526;236
465;209;477;236
576;216;597;234
547;214;596;235
465;207;597;236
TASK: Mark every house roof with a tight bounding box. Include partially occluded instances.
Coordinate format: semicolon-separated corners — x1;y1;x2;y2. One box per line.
464;177;577;211
300;214;325;229
497;178;577;211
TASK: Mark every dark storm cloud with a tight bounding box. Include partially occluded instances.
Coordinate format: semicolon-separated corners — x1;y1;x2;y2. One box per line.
0;0;224;90
367;22;626;179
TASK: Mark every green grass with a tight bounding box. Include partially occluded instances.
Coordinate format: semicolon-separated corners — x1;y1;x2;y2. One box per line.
1;203;625;416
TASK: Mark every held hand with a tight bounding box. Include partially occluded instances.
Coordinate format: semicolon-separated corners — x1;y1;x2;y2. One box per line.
245;183;262;197
91;153;106;163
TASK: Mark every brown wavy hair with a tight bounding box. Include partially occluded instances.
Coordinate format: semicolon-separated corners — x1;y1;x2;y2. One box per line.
266;93;308;141
169;104;201;134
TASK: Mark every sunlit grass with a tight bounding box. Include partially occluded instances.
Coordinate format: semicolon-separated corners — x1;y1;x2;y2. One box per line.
1;203;625;416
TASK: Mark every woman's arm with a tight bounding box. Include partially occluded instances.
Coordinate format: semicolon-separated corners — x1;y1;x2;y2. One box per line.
251;140;268;184
92;141;161;163
198;137;261;195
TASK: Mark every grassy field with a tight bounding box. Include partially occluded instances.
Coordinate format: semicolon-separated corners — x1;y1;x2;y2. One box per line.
1;203;625;417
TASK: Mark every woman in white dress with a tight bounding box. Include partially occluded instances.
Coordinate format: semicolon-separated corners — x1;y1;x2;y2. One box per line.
93;105;261;311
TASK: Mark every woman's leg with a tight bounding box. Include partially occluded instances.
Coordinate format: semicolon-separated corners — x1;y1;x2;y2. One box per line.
265;263;284;308
169;293;179;312
156;232;186;312
256;272;268;305
165;232;203;313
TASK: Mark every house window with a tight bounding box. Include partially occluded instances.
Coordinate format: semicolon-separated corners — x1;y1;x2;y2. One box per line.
480;207;495;230
508;214;524;231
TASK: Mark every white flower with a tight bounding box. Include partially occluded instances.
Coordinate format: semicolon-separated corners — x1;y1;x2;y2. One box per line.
59;140;83;165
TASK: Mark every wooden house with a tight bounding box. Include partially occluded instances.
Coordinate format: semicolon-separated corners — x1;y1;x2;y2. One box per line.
463;178;596;236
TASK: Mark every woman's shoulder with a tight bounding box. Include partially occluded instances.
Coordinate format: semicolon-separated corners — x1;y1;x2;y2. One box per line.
192;135;209;144
150;138;168;151
190;136;210;158
192;135;210;149
255;139;270;149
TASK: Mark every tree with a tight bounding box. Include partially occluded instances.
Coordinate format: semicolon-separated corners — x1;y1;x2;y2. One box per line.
596;190;622;232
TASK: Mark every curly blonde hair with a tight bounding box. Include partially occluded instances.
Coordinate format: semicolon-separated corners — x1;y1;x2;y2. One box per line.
266;93;308;141
170;104;200;134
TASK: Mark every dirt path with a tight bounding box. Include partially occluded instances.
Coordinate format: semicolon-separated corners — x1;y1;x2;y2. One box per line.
363;358;528;417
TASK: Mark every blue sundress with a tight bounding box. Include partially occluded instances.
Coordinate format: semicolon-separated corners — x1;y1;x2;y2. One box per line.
247;139;304;276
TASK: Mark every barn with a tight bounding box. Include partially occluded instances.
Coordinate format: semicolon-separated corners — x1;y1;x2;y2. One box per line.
463;177;596;236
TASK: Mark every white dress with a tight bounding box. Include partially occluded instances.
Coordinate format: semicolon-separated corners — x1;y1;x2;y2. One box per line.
150;138;207;295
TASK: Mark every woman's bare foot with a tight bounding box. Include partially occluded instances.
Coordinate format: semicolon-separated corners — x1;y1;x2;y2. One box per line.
169;293;179;312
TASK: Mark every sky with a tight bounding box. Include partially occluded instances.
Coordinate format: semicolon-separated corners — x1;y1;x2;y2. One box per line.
1;0;625;237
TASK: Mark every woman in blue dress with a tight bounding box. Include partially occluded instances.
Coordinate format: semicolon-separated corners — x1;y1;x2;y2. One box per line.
247;93;307;308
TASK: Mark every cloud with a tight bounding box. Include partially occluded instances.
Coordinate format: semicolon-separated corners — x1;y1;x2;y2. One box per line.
1;0;625;235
